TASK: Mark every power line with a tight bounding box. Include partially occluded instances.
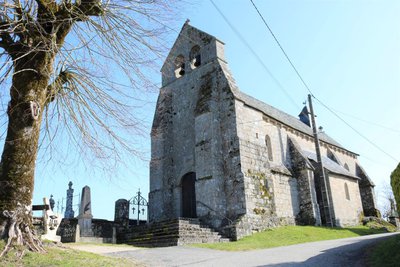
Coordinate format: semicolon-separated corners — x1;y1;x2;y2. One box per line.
250;0;314;96
249;0;399;163
314;98;399;162
328;108;400;134
209;0;300;110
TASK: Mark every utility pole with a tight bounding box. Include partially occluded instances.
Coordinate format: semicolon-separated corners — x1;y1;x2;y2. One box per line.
308;94;333;227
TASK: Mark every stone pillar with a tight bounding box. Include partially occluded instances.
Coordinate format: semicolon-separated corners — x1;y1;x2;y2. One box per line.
75;223;80;242
64;181;75;219
114;199;130;228
112;226;117;244
77;186;93;237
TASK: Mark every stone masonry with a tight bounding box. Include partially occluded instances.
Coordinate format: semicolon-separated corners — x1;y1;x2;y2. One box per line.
149;22;378;240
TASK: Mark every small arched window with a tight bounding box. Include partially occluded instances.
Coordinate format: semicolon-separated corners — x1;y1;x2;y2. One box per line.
344;163;349;171
344;183;350;200
265;135;273;161
174;55;185;78
190;45;201;68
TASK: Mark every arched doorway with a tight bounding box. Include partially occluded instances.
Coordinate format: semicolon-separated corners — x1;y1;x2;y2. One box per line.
181;172;197;218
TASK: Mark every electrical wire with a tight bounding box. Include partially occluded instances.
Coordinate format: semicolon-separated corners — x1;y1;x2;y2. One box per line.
314;98;399;162
249;0;399;162
328;108;400;134
250;0;315;96
209;0;300;110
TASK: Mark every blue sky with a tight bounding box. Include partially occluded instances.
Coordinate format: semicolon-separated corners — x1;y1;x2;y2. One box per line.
32;0;400;220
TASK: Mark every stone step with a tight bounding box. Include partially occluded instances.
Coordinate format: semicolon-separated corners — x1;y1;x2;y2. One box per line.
124;232;225;243
117;218;230;247
121;223;221;238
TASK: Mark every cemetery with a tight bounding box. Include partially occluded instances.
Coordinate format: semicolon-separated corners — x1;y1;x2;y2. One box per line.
37;182;229;247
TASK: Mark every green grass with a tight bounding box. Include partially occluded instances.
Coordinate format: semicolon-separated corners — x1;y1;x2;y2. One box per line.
368;234;400;267
0;241;140;267
193;225;389;251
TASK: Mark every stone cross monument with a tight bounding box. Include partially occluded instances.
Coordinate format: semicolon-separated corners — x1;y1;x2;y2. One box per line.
64;181;75;218
49;194;55;211
77;185;94;236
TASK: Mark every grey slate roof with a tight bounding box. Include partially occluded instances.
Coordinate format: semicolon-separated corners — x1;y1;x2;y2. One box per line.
217;60;350;152
234;90;346;149
302;150;359;179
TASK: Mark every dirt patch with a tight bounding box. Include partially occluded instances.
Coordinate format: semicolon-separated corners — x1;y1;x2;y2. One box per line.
65;243;142;254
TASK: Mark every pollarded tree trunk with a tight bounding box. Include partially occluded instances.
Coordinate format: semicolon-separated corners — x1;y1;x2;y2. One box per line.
0;51;54;256
0;0;102;256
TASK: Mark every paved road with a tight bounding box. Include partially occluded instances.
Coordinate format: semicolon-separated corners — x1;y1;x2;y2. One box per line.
101;232;398;267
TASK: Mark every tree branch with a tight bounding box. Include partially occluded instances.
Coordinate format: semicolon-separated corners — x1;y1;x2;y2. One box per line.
46;70;74;104
13;0;24;21
0;22;15;54
35;0;58;13
78;0;103;15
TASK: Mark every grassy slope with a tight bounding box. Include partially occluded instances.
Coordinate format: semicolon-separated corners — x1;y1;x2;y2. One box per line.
368;234;400;267
0;241;139;267
193;225;389;251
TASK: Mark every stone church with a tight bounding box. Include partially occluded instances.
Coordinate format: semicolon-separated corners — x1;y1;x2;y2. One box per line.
149;22;378;240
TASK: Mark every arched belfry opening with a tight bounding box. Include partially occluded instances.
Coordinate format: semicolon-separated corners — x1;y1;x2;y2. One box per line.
181;172;197;218
174;55;185;77
190;45;201;68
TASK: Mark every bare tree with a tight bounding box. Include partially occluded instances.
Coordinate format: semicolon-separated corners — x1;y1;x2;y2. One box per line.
378;182;395;220
0;0;179;256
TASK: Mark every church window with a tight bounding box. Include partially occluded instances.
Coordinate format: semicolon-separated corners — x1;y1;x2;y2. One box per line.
327;149;339;164
190;45;201;68
344;183;350;200
265;135;273;161
344;163;349;171
174;55;185;78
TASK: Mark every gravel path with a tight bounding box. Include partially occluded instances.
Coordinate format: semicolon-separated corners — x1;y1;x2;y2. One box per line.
65;243;142;254
68;232;399;267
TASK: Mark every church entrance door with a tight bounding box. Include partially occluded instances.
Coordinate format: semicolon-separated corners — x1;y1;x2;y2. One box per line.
181;172;197;218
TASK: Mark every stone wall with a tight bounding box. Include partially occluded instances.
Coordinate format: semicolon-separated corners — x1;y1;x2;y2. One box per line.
273;174;300;219
328;174;363;226
57;218;119;243
232;101;301;236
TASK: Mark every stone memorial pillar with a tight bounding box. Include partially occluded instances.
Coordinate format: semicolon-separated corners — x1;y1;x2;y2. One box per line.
64;182;75;218
77;186;94;237
114;199;130;228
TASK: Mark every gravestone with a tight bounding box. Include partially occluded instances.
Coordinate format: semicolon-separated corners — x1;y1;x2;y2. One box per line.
114;199;130;228
64;181;75;219
77;186;94;237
